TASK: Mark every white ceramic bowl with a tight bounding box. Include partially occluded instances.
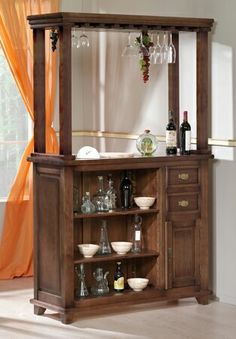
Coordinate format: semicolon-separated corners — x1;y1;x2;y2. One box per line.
111;241;132;255
78;244;99;258
127;278;149;292
134;196;156;210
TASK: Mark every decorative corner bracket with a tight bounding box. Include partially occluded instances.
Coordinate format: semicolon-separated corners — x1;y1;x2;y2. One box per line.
50;29;59;52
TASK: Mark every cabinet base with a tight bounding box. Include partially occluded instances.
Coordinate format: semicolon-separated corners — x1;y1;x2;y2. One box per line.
30;288;211;324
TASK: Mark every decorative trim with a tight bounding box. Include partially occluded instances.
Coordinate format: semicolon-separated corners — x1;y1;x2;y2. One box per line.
50;29;59;52
55;130;236;148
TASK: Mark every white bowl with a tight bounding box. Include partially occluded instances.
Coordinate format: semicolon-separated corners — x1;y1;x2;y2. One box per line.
134;196;156;210
127;278;149;292
78;244;99;258
111;241;132;255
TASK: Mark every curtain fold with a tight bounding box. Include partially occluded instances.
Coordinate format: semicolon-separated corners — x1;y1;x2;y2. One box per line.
0;0;59;279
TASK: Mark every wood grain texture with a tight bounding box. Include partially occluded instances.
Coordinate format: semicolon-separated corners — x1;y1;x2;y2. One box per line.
33;29;45;153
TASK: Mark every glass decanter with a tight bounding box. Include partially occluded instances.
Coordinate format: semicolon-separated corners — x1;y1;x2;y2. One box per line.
81;192;96;214
93;176;110;212
136;129;158;156
91;267;109;296
98;220;111;255
106;178;117;211
75;264;89;298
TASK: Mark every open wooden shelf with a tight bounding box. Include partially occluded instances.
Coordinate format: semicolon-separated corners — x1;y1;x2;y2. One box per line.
74;250;159;264
74;208;159;219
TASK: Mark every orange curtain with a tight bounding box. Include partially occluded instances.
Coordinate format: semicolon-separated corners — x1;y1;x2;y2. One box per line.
0;0;59;279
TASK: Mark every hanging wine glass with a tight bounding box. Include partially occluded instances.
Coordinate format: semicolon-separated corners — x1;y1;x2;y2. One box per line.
78;31;90;48
122;32;138;57
161;32;169;64
72;29;79;48
155;32;163;64
139;32;149;57
168;32;176;63
149;33;156;64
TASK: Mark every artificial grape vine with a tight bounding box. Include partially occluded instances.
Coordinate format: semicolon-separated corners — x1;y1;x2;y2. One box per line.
135;32;153;83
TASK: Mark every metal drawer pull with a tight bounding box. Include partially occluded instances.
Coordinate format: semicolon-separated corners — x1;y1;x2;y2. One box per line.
178;200;189;207
178;173;189;180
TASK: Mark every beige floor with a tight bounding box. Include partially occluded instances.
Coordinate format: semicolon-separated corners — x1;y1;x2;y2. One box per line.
0;278;236;339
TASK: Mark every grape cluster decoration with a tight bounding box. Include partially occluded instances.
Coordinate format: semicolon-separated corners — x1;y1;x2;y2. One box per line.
135;32;153;83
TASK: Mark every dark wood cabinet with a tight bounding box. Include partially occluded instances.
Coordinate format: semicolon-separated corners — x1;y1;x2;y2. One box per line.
28;12;214;324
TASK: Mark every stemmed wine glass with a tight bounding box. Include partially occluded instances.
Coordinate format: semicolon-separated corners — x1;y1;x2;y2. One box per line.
154;33;163;64
122;32;138;57
139;32;149;57
149;33;156;64
168;33;176;63
161;32;169;64
72;29;89;48
78;31;90;48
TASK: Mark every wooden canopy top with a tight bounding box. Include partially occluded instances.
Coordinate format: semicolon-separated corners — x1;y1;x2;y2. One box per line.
27;12;214;32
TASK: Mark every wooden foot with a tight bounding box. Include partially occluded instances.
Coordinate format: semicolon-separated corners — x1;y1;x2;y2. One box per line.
34;305;46;315
61;313;73;324
196;295;209;305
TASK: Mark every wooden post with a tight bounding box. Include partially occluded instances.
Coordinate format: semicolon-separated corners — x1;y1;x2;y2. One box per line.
33;29;45;153
168;33;180;147
59;25;72;156
197;31;209;151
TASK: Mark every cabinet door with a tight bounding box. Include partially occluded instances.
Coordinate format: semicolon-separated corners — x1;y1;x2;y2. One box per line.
165;219;200;289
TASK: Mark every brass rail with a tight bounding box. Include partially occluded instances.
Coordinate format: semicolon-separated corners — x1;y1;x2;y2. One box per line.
56;130;236;147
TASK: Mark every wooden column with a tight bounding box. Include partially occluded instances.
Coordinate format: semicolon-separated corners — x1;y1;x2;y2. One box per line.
59;25;72;156
197;31;209;151
168;33;180;147
33;29;45;153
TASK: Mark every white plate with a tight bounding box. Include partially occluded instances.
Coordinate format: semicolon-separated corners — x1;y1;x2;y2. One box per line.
99;152;134;159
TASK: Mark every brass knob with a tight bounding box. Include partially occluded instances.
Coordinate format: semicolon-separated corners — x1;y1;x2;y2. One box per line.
178;200;189;207
178;173;189;180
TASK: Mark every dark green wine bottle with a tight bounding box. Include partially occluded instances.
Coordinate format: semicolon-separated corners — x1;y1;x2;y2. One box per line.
166;111;177;155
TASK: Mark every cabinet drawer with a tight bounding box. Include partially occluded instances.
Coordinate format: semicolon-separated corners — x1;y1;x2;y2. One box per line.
167;167;199;186
167;193;199;213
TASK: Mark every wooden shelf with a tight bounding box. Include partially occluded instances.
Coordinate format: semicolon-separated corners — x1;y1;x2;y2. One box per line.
74;208;159;219
74;250;159;264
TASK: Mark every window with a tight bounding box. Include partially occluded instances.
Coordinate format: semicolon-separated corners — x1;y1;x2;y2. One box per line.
0;47;29;199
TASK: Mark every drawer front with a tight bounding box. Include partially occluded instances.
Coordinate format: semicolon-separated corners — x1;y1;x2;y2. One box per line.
167;167;199;186
167;193;199;213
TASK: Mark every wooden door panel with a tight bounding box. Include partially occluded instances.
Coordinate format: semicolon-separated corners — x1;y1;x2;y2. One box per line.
165;220;200;289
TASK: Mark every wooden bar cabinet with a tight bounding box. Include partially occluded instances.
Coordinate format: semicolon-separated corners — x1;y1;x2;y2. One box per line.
27;12;214;324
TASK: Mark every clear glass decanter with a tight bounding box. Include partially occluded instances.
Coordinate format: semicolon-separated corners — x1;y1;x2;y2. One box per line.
106;178;117;211
81;192;96;214
93;176;110;212
75;264;89;297
91;267;109;296
98;220;111;255
136;129;158;156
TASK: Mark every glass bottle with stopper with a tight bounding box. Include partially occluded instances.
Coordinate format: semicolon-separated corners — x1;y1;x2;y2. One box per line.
81;192;96;214
106;176;117;211
136;129;158;156
93;176;110;212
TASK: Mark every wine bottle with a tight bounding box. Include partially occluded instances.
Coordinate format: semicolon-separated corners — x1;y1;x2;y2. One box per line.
114;262;124;292
166;111;177;155
131;214;142;253
120;170;133;209
180;110;191;155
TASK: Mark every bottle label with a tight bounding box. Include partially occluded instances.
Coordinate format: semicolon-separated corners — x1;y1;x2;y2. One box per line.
135;230;141;241
185;130;191;151
166;130;177;147
114;277;124;290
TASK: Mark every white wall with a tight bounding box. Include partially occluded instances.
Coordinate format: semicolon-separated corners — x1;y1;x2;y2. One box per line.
60;0;236;305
